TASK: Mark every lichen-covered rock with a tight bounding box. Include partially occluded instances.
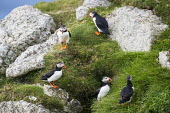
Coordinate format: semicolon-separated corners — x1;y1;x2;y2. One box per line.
83;0;111;8
65;99;82;113
0;100;52;113
6;31;59;77
159;51;170;69
76;0;111;20
76;6;89;20
106;6;168;51
0;43;16;74
43;85;69;101
43;85;82;113
0;5;56;74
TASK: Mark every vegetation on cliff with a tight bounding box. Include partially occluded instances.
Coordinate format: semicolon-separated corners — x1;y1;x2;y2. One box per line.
0;0;169;112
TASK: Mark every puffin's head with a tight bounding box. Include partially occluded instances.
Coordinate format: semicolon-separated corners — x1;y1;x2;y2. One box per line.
88;11;97;18
59;25;67;34
102;76;112;83
126;75;132;81
56;61;66;69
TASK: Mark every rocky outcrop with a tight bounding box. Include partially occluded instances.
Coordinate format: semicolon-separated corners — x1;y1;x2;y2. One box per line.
159;51;170;69
0;84;82;113
106;6;168;51
76;0;111;20
0;43;16;74
43;85;83;113
0;5;56;75
0;100;52;113
43;84;69;101
6;31;59;77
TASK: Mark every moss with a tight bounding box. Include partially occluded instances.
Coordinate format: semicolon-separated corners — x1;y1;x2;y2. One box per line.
0;84;64;110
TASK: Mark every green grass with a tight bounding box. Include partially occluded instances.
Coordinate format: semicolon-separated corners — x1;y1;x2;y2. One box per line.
0;0;169;112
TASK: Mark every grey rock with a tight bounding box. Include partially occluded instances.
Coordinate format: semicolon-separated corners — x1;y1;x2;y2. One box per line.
66;99;82;113
76;6;89;20
76;0;111;20
0;43;16;74
159;51;170;69
83;0;111;8
43;85;69;101
106;6;168;51
43;85;83;113
0;5;56;75
6;31;59;77
0;100;52;113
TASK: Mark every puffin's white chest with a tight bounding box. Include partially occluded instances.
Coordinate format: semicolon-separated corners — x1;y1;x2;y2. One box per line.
97;85;110;100
57;31;70;43
47;70;62;82
93;17;102;32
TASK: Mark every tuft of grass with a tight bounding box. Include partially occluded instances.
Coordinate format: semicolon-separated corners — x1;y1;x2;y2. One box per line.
92;52;170;113
34;0;84;28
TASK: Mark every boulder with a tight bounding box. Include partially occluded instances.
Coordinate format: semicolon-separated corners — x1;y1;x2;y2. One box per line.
106;6;168;51
43;84;69;101
0;100;52;113
6;31;59;77
159;51;170;69
0;5;56;74
0;43;16;74
24;84;83;113
42;85;83;113
76;0;111;20
76;6;89;20
83;0;111;8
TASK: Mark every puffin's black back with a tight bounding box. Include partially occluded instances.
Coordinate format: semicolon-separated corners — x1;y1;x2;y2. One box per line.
41;66;62;80
119;80;134;104
95;13;110;35
41;69;56;80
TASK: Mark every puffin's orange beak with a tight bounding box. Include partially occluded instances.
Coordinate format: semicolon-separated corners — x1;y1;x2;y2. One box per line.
88;14;90;18
109;78;112;82
63;65;66;68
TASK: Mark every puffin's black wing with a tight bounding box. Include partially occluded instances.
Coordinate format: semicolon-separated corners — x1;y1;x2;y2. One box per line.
92;87;101;98
96;87;101;94
120;87;134;103
41;69;56;80
68;31;71;37
96;15;109;27
95;16;110;35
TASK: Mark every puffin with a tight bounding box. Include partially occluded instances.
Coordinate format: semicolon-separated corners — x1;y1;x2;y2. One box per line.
41;61;66;88
119;76;134;105
57;25;71;49
96;76;112;100
88;11;110;35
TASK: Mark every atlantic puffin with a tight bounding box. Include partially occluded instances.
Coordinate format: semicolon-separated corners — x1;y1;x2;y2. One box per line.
57;25;71;49
88;11;110;35
96;76;112;100
119;76;134;105
41;61;66;88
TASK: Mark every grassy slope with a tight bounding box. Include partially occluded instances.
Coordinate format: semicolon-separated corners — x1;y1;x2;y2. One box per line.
0;0;169;112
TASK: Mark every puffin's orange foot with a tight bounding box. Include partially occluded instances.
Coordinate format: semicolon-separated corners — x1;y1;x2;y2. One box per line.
50;82;59;88
53;85;59;88
95;32;101;35
61;46;67;49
